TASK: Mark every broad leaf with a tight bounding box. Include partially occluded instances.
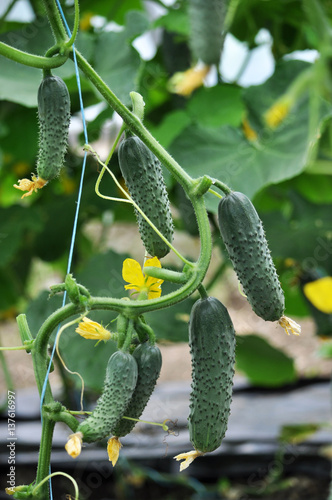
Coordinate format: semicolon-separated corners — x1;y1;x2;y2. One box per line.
169;61;332;209
93;11;148;105
236;334;297;387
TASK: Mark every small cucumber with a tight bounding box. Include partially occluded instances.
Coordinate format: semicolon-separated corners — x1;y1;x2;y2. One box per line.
37;75;71;181
218;191;285;322
113;341;162;437
188;0;226;65
118;135;174;258
77;351;138;443
189;297;236;453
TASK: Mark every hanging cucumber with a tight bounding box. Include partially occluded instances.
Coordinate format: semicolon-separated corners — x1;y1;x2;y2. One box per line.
188;296;236;454
113;341;162;437
188;0;227;65
218;191;285;322
76;351;138;443
37;74;71;182
118;135;174;258
14;74;71;198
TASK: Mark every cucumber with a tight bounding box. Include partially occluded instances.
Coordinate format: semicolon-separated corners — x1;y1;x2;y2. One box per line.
189;297;235;453
77;351;138;443
118;135;174;258
37;75;71;181
188;0;226;65
218;191;285;322
113;341;162;437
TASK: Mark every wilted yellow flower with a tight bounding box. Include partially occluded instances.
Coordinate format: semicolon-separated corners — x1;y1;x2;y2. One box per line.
174;450;203;471
303;277;332;314
242;118;258;141
75;317;112;343
107;436;122;466
122;257;163;300
169;65;210;97
5;486;27;496
13;175;47;198
65;432;83;458
278;315;301;336
264;97;292;128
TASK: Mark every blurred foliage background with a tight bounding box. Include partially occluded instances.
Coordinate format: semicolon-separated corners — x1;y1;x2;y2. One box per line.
1;0;332;393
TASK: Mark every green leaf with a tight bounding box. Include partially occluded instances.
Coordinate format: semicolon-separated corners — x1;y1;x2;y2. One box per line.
154;9;190;36
169;62;332;209
187;85;245;128
0;205;42;267
93;12;148;105
147;110;191;149
235;334;297;387
0;106;38;161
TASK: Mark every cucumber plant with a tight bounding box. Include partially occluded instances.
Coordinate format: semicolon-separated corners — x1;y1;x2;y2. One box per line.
3;1;303;498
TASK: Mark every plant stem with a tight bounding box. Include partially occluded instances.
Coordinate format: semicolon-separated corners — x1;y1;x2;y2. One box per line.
64;0;80;49
42;0;67;43
35;417;56;498
0;0;18;24
0;41;68;68
74;49;193;191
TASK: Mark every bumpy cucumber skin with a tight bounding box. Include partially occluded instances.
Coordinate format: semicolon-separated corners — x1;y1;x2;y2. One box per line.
118;136;174;258
37;75;71;181
77;351;138;443
188;0;226;65
218;192;285;322
113;342;162;437
189;297;235;453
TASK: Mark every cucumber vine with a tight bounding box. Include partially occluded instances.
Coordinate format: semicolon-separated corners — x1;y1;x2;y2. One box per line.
2;1;301;498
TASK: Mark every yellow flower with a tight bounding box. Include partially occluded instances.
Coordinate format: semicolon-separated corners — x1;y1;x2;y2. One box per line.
242;118;258;141
264;97;292;129
65;432;83;458
122;257;164;299
303;277;332;314
168;65;210;97
174;450;203;471
107;436;122;466
75;317;112;343
13;174;47;198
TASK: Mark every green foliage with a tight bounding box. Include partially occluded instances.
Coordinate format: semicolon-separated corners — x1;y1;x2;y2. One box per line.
235;334;297;387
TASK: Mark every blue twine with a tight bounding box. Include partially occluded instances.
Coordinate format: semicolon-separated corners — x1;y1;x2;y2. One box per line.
39;1;89;497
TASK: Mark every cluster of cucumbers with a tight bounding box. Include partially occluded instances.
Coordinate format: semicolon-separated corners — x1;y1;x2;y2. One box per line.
36;71;285;458
77;341;162;443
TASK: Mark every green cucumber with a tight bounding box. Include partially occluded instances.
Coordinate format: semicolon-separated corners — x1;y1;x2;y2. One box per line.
188;0;227;65
189;297;235;453
113;341;162;437
37;75;71;181
77;351;137;443
218;191;285;322
118;135;174;258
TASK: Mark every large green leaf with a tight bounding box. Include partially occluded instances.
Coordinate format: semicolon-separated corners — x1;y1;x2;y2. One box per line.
187;85;245;128
235;334;297;387
169;62;332;209
93;11;148;105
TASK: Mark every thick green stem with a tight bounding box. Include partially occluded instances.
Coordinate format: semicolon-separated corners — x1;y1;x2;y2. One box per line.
74;50;193;191
0;41;68;68
42;0;67;43
35;417;56;498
